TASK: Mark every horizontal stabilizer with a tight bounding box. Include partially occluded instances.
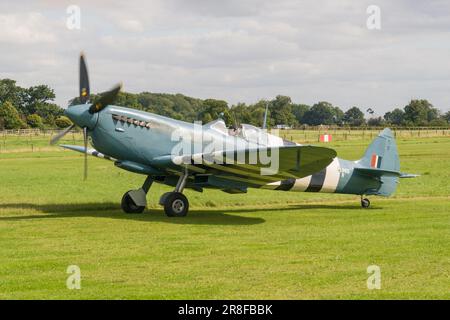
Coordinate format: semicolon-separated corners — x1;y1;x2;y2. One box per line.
354;167;400;178
399;173;420;178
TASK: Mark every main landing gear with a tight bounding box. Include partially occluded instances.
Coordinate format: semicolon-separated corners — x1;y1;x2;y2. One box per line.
121;176;153;214
360;195;370;208
159;173;189;217
120;173;190;217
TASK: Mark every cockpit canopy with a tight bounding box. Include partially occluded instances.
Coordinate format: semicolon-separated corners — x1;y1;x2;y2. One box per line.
203;119;284;147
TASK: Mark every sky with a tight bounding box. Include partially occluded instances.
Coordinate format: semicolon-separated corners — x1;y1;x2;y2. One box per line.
1;0;450;114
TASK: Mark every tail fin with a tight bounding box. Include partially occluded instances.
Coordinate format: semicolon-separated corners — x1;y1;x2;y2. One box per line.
353;129;417;196
359;128;400;172
356;128;400;196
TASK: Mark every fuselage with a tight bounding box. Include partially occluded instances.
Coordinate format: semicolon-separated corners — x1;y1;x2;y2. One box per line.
66;104;390;197
262;157;382;195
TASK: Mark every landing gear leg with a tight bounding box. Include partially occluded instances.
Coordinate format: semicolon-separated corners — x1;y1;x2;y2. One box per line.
159;171;189;217
121;176;153;214
360;195;370;208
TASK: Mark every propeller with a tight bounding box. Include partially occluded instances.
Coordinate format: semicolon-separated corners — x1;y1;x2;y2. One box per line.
83;127;88;180
89;83;122;114
50;124;75;145
50;53;121;180
79;53;90;104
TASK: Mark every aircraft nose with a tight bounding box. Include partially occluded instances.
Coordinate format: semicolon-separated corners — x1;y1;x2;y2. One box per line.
65;104;98;129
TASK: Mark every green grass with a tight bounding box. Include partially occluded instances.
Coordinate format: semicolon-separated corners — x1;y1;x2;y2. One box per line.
0;136;449;299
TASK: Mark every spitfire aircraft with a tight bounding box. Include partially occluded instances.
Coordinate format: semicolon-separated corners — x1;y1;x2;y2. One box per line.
50;54;417;217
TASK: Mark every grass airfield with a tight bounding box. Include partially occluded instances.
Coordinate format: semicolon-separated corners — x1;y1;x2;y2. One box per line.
0;135;449;299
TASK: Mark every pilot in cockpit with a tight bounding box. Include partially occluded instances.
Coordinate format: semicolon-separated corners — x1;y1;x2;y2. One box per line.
228;125;241;136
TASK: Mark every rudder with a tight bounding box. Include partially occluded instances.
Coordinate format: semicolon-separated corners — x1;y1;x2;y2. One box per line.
359;128;400;172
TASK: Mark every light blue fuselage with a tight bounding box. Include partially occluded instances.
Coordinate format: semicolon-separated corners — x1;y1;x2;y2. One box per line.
67;104;399;197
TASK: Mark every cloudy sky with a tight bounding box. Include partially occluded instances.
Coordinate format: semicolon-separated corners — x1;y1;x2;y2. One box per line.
1;0;450;114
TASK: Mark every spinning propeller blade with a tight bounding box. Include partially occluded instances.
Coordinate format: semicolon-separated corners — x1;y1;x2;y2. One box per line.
50;124;75;145
79;54;90;104
89;83;122;114
83;127;88;180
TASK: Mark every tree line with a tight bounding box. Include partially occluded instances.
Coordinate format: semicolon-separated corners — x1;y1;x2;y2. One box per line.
0;79;70;130
1;78;449;130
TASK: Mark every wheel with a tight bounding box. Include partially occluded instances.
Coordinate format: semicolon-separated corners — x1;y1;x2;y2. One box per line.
121;190;145;214
163;192;189;217
361;198;370;208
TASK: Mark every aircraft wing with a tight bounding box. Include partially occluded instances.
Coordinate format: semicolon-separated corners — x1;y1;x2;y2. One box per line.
151;145;337;186
60;145;116;161
60;144;337;187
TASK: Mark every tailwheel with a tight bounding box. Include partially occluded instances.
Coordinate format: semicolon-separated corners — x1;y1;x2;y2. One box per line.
162;192;189;217
121;190;145;214
361;197;370;208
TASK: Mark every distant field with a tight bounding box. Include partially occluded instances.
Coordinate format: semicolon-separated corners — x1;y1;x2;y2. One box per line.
0;128;449;152
279;128;450;143
0;134;449;299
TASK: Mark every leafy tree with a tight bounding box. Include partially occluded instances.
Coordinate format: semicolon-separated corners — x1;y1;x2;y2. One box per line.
403;99;437;126
426;107;439;123
302;101;336;125
199;99;231;125
384;108;404;126
135;92;203;122
343;106;365;126
367;117;384;126
0;79;64;127
443;111;450;124
0;101;26;129
115;92;142;111
229;103;252;126
35;103;64;126
21;85;56;115
333;106;345;125
2;76;447;129
269;95;297;127
26;114;44;128
202;113;213;123
0;79;25;108
55;116;73;128
291;104;309;124
428;117;448;126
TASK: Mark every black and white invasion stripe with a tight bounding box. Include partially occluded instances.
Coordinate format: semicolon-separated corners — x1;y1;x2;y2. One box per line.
266;158;341;193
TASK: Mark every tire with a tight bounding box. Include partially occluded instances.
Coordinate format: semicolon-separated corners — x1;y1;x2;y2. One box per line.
163;192;189;217
121;190;145;214
361;198;370;208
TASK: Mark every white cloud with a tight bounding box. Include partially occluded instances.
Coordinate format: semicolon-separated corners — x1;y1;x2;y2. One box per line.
0;0;449;112
0;12;57;44
116;19;144;33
